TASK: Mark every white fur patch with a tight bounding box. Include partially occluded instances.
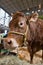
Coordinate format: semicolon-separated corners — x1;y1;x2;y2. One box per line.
10;38;19;47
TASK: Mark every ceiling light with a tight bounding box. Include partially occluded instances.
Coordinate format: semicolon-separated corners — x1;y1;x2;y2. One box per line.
38;10;40;12
32;11;34;13
26;12;30;15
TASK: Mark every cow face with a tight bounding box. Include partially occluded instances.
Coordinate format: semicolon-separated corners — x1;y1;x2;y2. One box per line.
4;12;27;50
9;12;27;33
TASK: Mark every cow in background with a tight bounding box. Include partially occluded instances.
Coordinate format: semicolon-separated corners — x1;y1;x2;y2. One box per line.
27;12;43;63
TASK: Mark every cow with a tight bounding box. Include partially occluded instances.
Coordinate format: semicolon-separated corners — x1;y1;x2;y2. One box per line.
3;11;43;63
27;12;43;63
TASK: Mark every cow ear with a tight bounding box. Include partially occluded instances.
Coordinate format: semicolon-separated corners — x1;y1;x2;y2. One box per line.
11;11;19;16
29;12;39;22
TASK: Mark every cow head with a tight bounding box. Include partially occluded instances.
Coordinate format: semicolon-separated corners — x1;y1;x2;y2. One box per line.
3;12;39;50
3;12;28;50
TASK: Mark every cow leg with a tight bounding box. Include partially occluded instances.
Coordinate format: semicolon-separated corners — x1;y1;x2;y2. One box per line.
41;46;43;63
30;53;33;63
41;50;43;63
30;49;34;64
42;50;43;61
0;49;1;54
0;49;2;57
42;46;43;63
27;41;34;63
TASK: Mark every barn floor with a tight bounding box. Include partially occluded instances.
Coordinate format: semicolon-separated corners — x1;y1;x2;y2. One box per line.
0;50;43;65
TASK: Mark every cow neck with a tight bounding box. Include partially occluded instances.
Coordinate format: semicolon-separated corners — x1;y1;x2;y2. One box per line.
28;21;34;41
28;20;38;42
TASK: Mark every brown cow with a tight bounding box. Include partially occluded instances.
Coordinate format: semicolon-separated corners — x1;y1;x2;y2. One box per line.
3;12;43;63
27;12;43;63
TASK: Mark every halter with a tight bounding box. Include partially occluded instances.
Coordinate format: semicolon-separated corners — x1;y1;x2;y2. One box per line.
8;25;28;46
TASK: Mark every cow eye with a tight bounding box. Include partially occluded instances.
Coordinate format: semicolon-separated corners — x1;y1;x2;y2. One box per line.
20;22;23;25
18;22;24;27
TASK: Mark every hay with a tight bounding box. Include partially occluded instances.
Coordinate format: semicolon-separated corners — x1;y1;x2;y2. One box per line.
0;55;29;65
0;54;43;65
0;47;43;65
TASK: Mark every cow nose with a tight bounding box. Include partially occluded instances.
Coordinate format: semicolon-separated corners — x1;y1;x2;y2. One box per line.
8;40;12;44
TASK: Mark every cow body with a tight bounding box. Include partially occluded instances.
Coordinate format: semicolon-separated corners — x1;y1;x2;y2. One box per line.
27;19;43;63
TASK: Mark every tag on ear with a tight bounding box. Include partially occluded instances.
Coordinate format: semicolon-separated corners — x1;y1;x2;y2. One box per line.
29;12;39;22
